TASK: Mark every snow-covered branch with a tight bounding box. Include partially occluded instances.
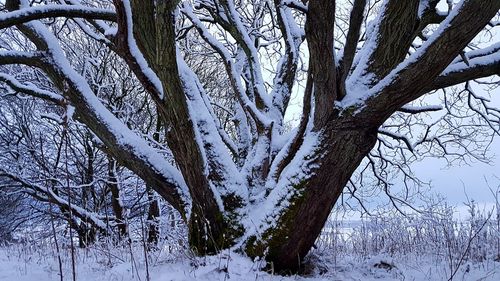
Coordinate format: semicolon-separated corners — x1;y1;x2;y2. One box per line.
398;105;443;114
0;11;191;217
0;73;64;104
282;0;308;13
271;0;304;119
0;4;116;30
430;45;500;91
355;0;500;119
0;50;45;66
0;169;112;231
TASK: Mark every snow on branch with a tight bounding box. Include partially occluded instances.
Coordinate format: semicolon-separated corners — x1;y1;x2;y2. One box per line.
430;51;500;92
212;0;274;113
0;169;112;231
0;50;45;66
181;3;270;128
282;0;308;13
0;4;116;30
177;56;248;202
378;128;414;152
425;42;500;91
2;15;192;216
398;105;443;114
0;73;64;104
271;0;304;119
115;0;164;99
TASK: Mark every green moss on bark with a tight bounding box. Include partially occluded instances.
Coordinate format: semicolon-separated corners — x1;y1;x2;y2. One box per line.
244;180;309;262
188;193;245;255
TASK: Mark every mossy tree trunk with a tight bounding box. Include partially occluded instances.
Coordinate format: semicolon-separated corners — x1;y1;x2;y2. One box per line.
244;119;380;271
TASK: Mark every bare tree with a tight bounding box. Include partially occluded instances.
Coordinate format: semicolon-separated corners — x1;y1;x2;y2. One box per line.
0;0;499;272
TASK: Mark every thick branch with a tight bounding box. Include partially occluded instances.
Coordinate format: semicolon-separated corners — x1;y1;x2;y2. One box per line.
339;0;366;99
113;1;243;252
363;0;500;123
110;0;164;101
129;0;156;66
271;0;304;118
305;0;336;129
428;50;500;91
366;0;420;80
0;50;45;65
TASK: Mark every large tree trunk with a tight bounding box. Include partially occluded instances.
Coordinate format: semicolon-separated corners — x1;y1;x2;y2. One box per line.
241;0;375;270
113;2;225;250
245;116;379;271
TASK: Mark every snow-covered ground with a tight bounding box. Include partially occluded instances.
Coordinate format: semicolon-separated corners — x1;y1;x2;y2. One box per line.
2;203;499;281
1;245;499;281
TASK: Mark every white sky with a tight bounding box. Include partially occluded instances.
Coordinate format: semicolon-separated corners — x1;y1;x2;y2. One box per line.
413;139;499;204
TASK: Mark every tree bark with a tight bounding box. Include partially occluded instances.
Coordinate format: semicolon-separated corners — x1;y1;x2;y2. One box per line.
146;186;160;247
245;115;379;272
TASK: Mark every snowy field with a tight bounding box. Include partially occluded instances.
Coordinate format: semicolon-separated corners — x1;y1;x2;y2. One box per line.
2;204;500;281
2;206;499;281
0;246;499;281
1;193;499;281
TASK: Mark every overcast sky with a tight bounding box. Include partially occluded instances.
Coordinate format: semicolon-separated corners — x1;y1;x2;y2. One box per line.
415;82;500;206
413;1;499;208
413;140;499;204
